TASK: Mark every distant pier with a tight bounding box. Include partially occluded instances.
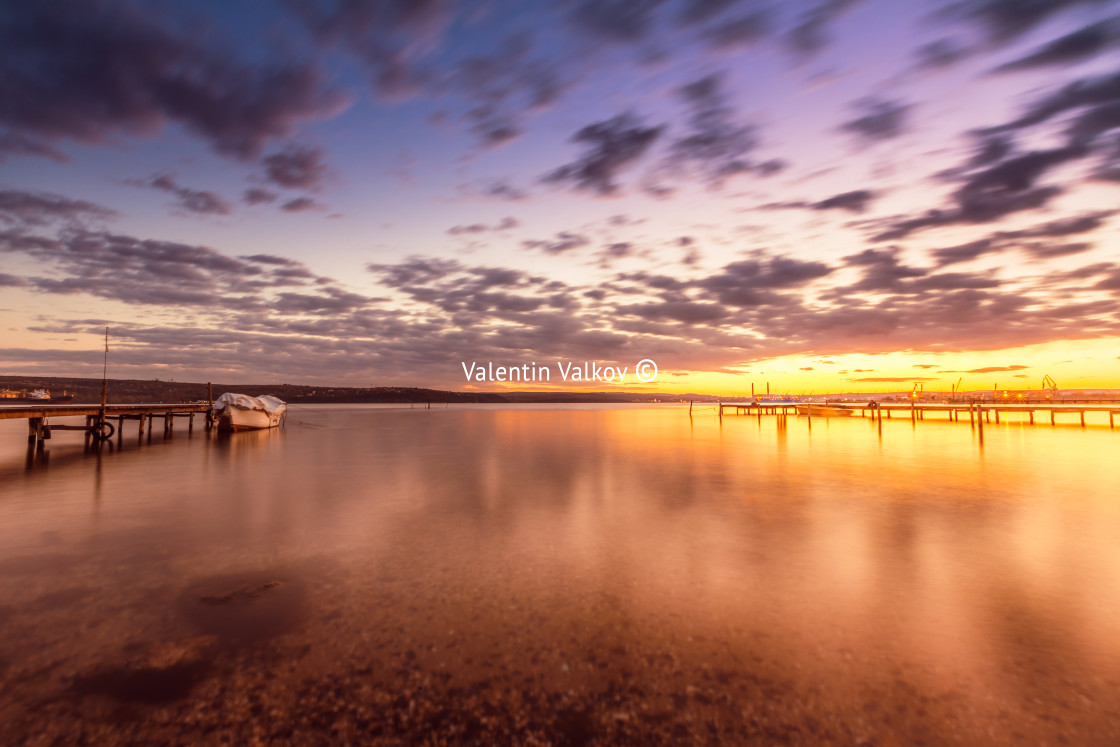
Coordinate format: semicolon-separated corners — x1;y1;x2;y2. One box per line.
715;401;1120;429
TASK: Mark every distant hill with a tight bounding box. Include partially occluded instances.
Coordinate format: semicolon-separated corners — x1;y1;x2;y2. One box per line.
0;375;714;404
0;375;509;404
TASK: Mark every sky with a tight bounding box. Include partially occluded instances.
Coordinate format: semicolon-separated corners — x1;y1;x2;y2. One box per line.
1;0;1119;395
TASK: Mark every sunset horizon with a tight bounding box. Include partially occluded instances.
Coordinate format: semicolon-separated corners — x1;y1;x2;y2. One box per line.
2;1;1118;392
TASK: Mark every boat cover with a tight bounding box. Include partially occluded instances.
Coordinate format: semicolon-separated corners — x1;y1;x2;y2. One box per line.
212;392;287;415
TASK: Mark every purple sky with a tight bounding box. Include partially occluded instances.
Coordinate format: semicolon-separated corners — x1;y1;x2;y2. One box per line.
2;0;1119;391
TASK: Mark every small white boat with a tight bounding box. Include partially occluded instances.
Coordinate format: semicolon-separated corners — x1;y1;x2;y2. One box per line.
795;403;853;417
211;393;287;431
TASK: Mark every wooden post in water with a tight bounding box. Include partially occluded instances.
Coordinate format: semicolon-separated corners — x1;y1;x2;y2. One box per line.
98;327;109;438
977;406;984;440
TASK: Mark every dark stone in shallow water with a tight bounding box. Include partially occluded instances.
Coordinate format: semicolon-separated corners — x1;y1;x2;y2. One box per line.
179;571;307;645
71;636;216;704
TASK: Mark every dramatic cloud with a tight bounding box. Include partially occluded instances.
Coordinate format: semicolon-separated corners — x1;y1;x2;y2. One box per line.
544;114;664;195
138;175;232;216
0;1;351;160
262;145;329;190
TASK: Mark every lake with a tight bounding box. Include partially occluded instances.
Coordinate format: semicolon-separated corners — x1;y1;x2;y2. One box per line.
2;404;1119;743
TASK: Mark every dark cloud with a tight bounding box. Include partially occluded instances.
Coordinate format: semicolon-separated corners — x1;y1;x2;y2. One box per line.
569;0;668;43
0;272;27;287
280;197;320;213
368;256;463;287
448;33;569;150
812;189;875;213
618;300;729;324
913;38;971;70
696;255;833;306
786;0;864;54
1022;241;1092;259
243;188;278;205
840;97;911;142
262;145;329;190
933;239;997;266
678;0;738;26
870;145;1085;241
522;232;590;255
140;175;232;216
479;180;528;201
701;12;771;50
992;15;1120;73
289;0;454;100
946;0;1111;44
0;132;69;163
913;364;938;368
544;114;664;195
447;217;520;236
668;73;761;185
984;67;1120;148
0;190;116;227
0;1;350;160
836;248;932;293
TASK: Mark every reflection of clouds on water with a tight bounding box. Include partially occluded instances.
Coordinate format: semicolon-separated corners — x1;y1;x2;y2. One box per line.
0;405;1119;741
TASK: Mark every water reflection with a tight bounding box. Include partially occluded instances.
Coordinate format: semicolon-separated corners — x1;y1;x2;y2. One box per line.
1;405;1119;742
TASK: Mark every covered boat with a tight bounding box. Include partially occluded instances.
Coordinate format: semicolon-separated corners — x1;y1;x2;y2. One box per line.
211;393;287;431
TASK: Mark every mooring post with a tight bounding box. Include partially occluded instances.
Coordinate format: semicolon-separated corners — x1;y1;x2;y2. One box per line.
188;412;194;433
977;407;984;439
1080;410;1085;427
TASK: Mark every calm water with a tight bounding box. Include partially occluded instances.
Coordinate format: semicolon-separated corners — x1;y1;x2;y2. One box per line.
2;404;1119;744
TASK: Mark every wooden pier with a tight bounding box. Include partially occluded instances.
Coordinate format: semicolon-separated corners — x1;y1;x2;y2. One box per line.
1;403;212;450
716;401;1120;428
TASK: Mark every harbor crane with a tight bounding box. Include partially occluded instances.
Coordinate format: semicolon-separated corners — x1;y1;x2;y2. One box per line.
1042;374;1059;398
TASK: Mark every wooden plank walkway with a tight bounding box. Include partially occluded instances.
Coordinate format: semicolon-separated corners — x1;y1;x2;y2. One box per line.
1;403;211;449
